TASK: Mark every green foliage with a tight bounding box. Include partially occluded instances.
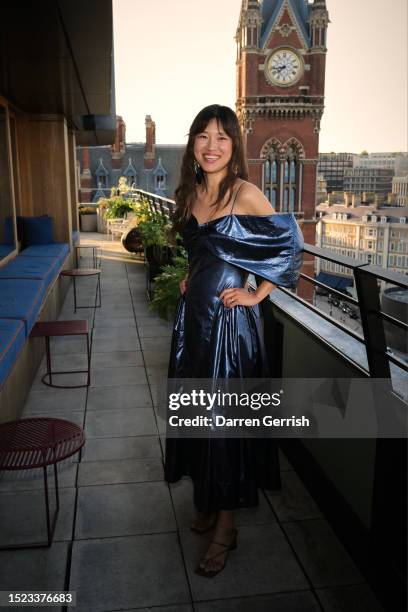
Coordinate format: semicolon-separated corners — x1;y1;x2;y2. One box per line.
149;249;189;321
136;199;169;248
102;196;137;219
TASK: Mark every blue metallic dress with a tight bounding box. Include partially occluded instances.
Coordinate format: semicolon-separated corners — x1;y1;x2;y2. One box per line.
164;206;304;512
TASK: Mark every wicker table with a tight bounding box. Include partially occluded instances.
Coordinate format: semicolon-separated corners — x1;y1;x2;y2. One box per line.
0;417;85;549
60;268;101;313
31;320;91;388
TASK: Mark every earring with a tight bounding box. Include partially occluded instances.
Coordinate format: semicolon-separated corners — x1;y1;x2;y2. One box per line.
193;159;200;175
233;164;239;176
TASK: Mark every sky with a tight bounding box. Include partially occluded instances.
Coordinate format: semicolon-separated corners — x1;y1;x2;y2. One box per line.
112;0;407;153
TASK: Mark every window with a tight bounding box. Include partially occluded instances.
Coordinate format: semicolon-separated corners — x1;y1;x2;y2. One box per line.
156;174;165;189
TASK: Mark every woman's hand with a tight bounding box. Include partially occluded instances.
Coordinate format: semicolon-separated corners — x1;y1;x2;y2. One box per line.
220;280;277;308
219;287;260;308
179;276;188;295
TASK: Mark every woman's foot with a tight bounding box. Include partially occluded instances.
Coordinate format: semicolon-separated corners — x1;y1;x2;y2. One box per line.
196;526;238;577
190;512;217;534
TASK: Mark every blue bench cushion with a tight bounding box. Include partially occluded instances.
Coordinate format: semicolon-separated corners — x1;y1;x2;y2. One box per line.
0;279;47;335
0;319;25;387
0;245;14;258
20;243;69;266
0;256;60;286
21;216;54;246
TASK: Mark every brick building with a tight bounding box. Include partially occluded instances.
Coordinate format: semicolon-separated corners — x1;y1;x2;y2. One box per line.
77;115;184;203
236;0;329;298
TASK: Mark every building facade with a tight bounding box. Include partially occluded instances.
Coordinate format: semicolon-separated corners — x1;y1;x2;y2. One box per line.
77;116;185;203
317;153;354;193
392;175;408;206
235;0;329;255
343;168;394;195
316;196;408;279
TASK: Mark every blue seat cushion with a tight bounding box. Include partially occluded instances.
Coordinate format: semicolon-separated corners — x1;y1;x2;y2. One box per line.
21;216;54;246
20;243;69;266
0;245;14;258
0;279;47;335
0;256;60;286
0;319;25;387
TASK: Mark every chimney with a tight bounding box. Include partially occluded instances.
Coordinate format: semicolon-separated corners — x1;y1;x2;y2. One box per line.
344;192;352;207
144;115;156;170
79;146;92;203
111;115;126;170
352;194;361;208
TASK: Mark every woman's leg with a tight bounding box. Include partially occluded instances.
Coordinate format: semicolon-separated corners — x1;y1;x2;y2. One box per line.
197;510;237;573
191;511;217;533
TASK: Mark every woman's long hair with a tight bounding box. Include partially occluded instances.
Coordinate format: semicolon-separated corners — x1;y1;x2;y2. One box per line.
172;105;248;233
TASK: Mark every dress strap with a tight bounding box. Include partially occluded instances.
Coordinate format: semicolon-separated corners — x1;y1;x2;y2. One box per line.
229;182;245;215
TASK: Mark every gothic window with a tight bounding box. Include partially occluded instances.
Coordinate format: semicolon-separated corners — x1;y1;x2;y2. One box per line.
283;189;289;211
98;175;107;188
284;161;289;182
263;150;279;209
156;174;166;189
272;161;277;182
272;189;277;208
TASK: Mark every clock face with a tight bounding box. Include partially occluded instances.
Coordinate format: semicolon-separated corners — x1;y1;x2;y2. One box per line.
266;49;302;86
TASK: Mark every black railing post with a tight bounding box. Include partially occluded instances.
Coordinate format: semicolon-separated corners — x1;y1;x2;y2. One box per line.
353;267;391;378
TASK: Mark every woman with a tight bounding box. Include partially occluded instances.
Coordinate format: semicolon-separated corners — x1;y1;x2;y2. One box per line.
164;104;303;577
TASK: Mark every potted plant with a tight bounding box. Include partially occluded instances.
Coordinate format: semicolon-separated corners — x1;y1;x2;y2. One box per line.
149;249;189;320
136;201;173;282
79;206;98;232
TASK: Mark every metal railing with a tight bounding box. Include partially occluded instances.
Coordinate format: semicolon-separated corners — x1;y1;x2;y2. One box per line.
134;188;408;379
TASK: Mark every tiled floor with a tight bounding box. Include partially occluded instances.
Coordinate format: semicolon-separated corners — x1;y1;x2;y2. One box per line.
0;234;384;612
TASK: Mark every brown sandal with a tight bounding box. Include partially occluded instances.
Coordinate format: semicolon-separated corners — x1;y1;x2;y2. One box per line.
194;528;238;577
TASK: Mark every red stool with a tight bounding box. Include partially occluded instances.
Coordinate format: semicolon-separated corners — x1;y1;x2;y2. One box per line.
0;418;85;548
31;320;91;388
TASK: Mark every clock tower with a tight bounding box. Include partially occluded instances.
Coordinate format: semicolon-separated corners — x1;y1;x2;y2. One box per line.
236;0;329;297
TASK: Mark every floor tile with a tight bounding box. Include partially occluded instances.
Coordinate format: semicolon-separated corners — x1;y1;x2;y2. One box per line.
90;365;147;387
75;481;174;539
81;435;161;462
142;348;171;367
138;324;173;338
91;336;141;352
0;488;75;546
266;470;323;521
316;583;385;612
90;350;144;369
0;541;69;595
92;326;139;340
181;523;308;600
78;457;163;486
85;408;157;437
93;316;135;328
69;534;190;611
283;519;364;588
86;384;152;410
140;336;172;350
23;387;87;414
194;590;320;611
0;463;78;492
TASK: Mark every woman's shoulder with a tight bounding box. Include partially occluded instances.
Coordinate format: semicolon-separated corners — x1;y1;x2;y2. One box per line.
234;180;276;216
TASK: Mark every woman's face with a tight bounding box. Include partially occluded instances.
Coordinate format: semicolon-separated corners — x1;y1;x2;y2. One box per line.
193;118;233;178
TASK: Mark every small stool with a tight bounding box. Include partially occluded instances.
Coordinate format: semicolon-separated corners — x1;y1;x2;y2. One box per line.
75;244;102;268
0;417;85;549
31;320;91;388
60;268;102;313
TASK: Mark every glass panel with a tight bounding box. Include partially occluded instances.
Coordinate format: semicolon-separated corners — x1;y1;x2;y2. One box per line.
265;188;270;202
272;160;277;183
290;160;296;183
284;161;289;182
283;188;289;211
264;160;270;186
0;106;16;260
272;189;277;208
290;187;296;211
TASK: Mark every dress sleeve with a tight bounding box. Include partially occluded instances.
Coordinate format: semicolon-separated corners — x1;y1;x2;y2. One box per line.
207;213;304;289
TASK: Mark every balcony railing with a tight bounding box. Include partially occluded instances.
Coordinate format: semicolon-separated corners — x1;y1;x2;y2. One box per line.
134;188;408;380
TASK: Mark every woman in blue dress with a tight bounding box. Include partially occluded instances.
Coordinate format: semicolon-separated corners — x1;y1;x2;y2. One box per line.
164;104;303;577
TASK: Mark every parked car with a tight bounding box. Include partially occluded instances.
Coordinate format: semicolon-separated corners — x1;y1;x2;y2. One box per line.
328;294;340;307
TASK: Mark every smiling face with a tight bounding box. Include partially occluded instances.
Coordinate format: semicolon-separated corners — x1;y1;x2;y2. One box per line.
193;118;233;179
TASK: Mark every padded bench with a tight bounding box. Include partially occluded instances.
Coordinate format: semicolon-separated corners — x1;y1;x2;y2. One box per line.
0;320;26;388
0;241;70;393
